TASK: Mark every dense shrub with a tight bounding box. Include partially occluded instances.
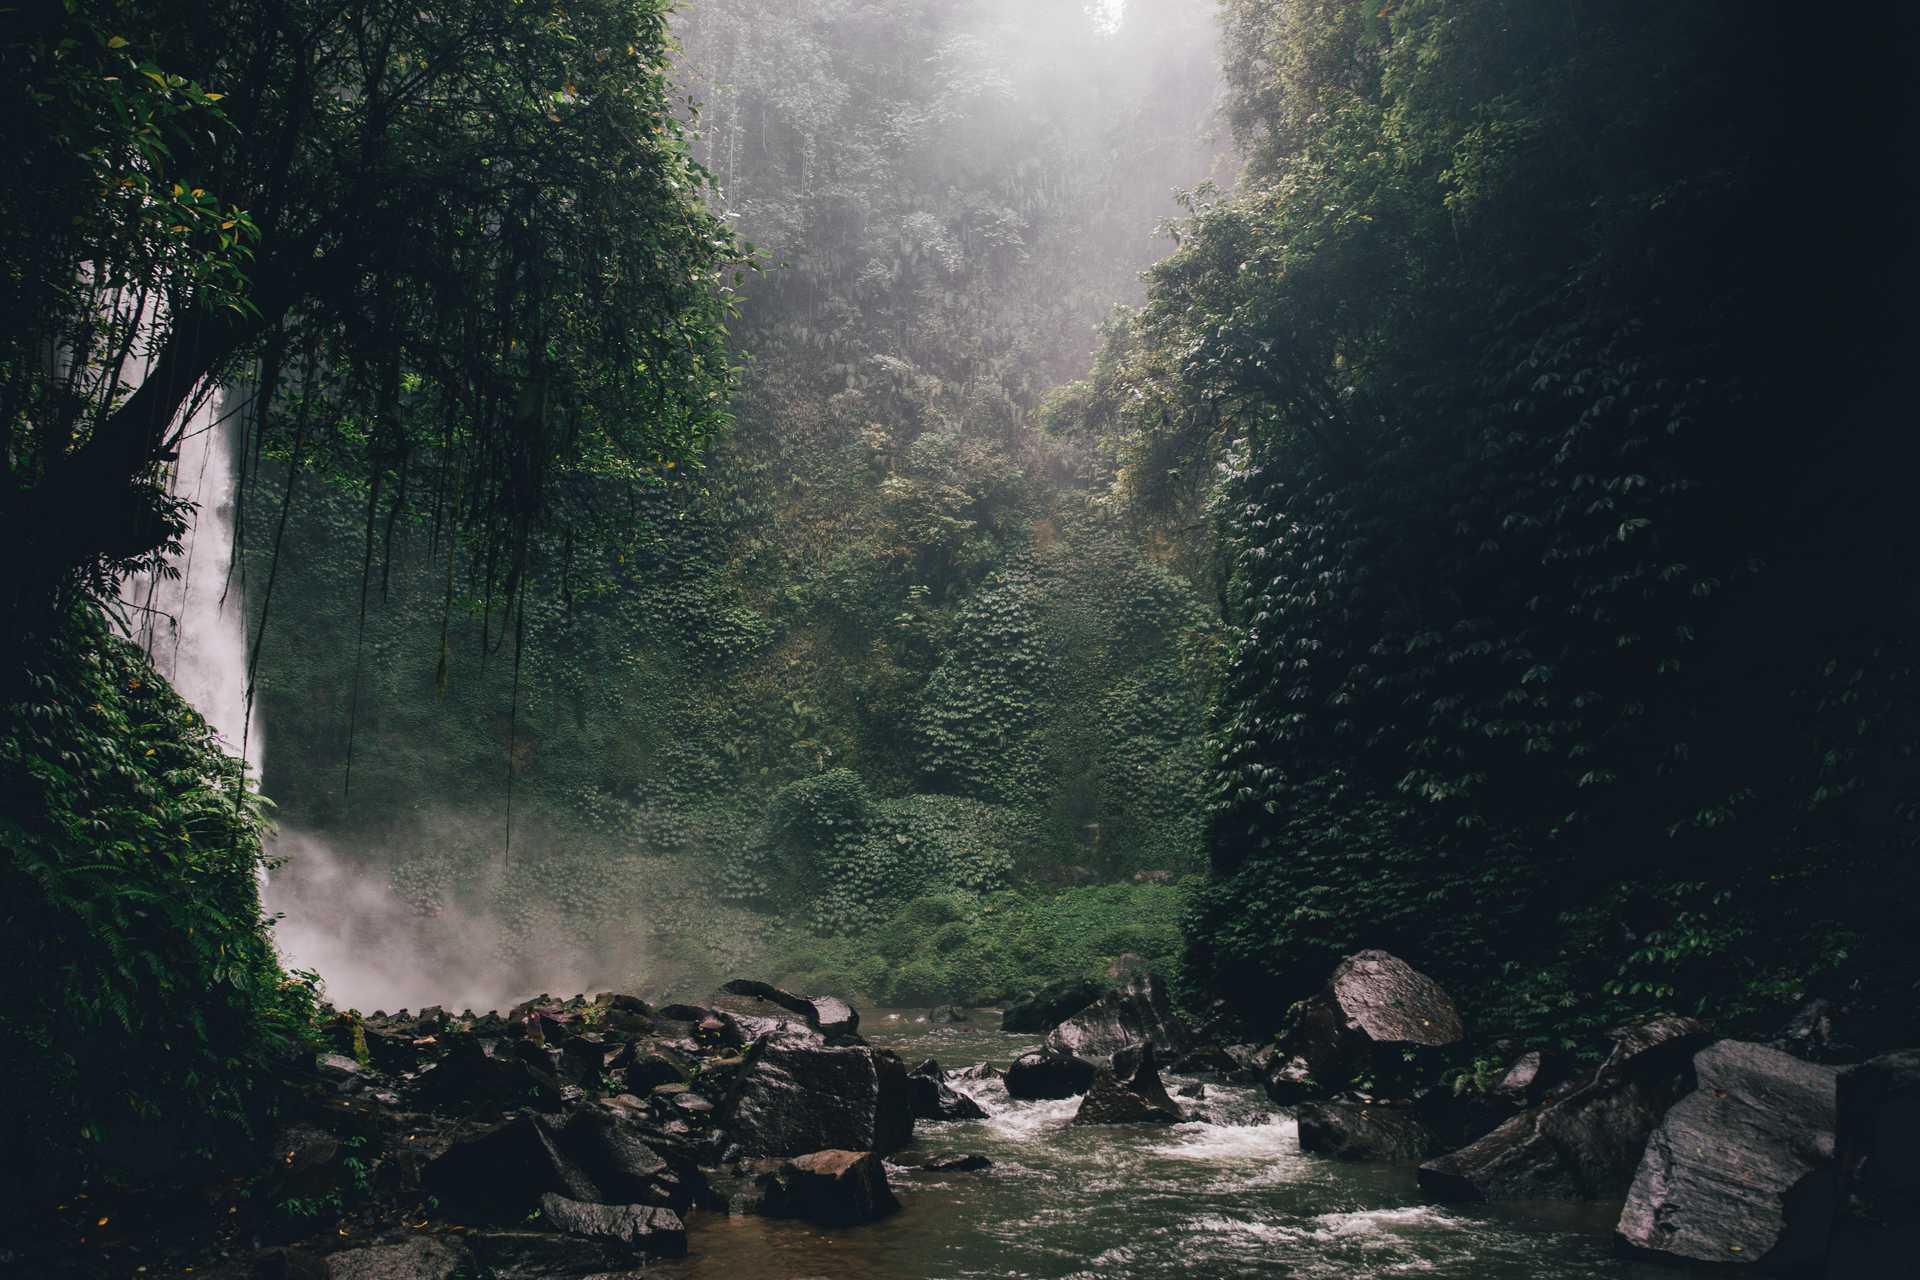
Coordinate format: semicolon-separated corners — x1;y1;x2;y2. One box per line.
0;610;316;1210
769;880;1196;1006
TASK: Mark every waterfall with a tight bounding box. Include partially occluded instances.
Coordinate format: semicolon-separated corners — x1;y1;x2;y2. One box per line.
124;387;261;777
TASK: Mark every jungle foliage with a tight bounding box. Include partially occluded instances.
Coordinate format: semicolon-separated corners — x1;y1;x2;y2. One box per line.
242;0;1229;1002
0;608;317;1205
1062;0;1920;1045
0;0;735;1202
0;0;741;627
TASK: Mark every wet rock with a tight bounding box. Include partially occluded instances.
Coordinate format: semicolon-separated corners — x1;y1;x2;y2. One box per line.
719;1033;914;1156
1072;1041;1183;1125
1263;1053;1319;1104
323;1236;468;1280
1616;1040;1837;1271
267;1125;345;1203
947;1062;1001;1084
314;1052;367;1094
1004;1046;1097;1099
1045;972;1189;1064
1296;1101;1441;1162
1170;1045;1241;1076
247;1247;329;1280
1178;1082;1207;1100
720;979;860;1039
1411;1085;1514;1150
1221;1043;1270;1085
413;1035;562;1116
759;1150;901;1226
898;1152;992;1172
536;1194;688;1258
1001;978;1108;1034
624;1052;691;1096
927;1005;969;1025
1272;950;1464;1097
461;1230;633;1277
422;1114;598;1223
1490;1050;1570;1108
556;1035;622;1089
1825;1048;1920;1277
1418;1015;1712;1202
907;1061;989;1120
357;1028;422;1076
556;1106;693;1212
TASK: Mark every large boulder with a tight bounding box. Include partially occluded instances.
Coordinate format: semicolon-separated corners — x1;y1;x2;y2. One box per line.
1072;1041;1183;1125
758;1150;901;1226
1827;1049;1920;1276
412;1034;562;1116
1271;950;1464;1098
1418;1015;1712;1202
1002;978;1108;1034
556;1106;695;1212
1044;972;1189;1064
718;979;860;1040
1296;1101;1441;1163
718;1032;913;1156
1615;1040;1837;1271
536;1194;688;1259
907;1060;989;1121
1004;1046;1097;1099
423;1114;599;1223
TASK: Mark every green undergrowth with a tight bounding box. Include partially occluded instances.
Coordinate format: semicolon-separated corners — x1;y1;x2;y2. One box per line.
0;608;316;1209
766;879;1197;1007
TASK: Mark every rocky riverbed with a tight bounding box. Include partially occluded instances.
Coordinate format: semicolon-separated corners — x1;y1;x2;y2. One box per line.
15;960;1911;1279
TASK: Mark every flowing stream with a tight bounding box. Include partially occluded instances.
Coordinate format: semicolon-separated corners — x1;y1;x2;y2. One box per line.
672;1013;1707;1280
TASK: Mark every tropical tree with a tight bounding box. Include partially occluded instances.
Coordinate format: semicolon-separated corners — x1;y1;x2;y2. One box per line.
2;0;743;625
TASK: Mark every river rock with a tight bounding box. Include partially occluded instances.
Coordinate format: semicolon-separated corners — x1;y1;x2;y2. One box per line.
461;1230;635;1276
899;1152;993;1172
625;1051;692;1096
719;1032;913;1156
1827;1048;1920;1276
1296;1101;1441;1162
1418;1014;1711;1202
324;1236;468;1280
1616;1040;1837;1271
1170;1045;1241;1076
556;1105;694;1211
423;1114;600;1222
928;1005;970;1024
758;1150;901;1226
1263;1052;1321;1104
536;1194;688;1258
1272;950;1464;1098
1002;978;1108;1034
413;1034;562;1116
948;1062;1001;1084
1490;1050;1571;1107
720;979;860;1040
1072;1041;1183;1125
1045;972;1189;1064
1005;1046;1097;1099
907;1060;989;1120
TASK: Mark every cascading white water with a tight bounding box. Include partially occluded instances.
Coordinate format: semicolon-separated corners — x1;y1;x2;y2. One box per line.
118;363;608;1014
124;387;261;778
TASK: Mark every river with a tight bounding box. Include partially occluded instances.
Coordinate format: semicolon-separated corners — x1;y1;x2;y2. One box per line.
668;1011;1714;1280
